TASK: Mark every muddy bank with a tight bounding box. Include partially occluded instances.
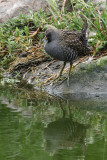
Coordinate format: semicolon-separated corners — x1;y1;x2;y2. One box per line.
7;53;107;100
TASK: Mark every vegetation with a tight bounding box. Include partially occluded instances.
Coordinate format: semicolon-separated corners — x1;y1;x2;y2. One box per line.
0;0;107;69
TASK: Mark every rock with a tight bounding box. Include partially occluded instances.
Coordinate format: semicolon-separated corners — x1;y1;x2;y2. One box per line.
45;56;107;100
0;0;48;23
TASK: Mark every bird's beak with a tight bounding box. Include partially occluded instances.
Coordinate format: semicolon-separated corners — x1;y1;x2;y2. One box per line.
42;35;46;42
43;36;48;47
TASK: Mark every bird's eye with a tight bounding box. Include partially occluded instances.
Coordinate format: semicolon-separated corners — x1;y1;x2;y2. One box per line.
46;32;51;37
45;32;52;42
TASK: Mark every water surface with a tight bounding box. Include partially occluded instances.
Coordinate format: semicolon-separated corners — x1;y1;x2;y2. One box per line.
0;82;107;160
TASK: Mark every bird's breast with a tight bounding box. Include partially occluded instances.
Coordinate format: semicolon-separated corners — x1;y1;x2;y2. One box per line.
44;41;65;61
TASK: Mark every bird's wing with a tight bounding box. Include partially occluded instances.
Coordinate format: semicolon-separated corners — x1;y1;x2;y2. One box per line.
60;30;84;51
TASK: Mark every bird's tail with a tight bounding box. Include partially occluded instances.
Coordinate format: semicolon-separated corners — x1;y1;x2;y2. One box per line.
80;15;88;35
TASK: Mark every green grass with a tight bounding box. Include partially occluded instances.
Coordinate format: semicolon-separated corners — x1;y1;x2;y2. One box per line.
0;0;107;68
47;0;107;49
0;10;47;67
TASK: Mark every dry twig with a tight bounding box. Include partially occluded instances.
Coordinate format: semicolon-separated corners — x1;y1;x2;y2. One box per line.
61;0;67;13
30;28;40;38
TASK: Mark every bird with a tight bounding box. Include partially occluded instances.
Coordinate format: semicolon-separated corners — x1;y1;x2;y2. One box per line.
44;15;92;85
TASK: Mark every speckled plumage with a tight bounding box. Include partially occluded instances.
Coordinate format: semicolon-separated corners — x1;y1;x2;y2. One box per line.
44;16;91;84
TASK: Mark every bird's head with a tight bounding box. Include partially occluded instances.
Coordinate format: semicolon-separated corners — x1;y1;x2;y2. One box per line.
45;28;59;43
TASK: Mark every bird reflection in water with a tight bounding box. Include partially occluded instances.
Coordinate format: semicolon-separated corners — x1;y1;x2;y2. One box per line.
43;116;88;156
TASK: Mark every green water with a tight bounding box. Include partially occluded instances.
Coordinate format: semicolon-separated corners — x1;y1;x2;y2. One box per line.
0;83;107;160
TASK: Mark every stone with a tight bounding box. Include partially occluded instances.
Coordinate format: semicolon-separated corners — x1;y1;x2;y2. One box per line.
0;0;48;23
45;56;107;100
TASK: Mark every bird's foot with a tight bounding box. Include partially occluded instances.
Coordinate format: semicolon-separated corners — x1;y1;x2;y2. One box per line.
42;73;64;85
43;74;57;85
67;76;70;86
52;74;62;83
55;73;62;80
52;74;67;85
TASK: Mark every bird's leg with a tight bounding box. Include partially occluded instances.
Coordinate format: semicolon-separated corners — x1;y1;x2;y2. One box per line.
53;61;66;82
67;62;73;86
58;61;66;78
